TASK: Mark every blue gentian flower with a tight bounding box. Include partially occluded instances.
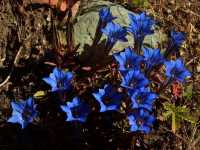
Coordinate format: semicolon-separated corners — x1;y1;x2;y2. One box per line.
92;84;123;112
8;97;38;129
165;59;191;82
143;47;165;70
60;97;91;122
114;47;143;71
164;31;186;57
128;109;155;133
93;7;116;46
128;12;155;43
43;67;73;92
101;22;128;46
99;7;116;24
121;70;149;90
170;31;186;47
129;87;157;111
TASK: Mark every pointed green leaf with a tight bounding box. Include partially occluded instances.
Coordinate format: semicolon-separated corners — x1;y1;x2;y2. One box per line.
172;112;176;133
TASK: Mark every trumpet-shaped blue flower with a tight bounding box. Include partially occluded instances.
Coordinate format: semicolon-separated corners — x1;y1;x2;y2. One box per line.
8;97;38;129
129;87;157;111
99;7;116;24
128;109;155;133
114;47;143;71
164;31;186;57
101;22;128;46
165;59;191;82
128;12;155;43
92;84;123;112
170;31;186;48
121;70;149;90
43;67;73;92
60;97;91;122
143;47;165;70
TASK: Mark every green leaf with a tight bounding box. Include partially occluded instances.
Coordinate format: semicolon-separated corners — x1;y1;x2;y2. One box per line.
33;91;47;99
183;84;193;101
162;110;172;120
172;112;176;133
163;102;197;133
131;0;149;7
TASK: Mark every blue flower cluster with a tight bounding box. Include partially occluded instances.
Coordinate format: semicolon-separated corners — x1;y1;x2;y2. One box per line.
99;7;128;48
7;7;191;136
43;68;92;122
114;48;190;133
114;48;157;133
100;7;191;133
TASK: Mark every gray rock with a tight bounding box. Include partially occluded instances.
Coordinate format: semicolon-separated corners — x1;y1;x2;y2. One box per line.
73;0;167;63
